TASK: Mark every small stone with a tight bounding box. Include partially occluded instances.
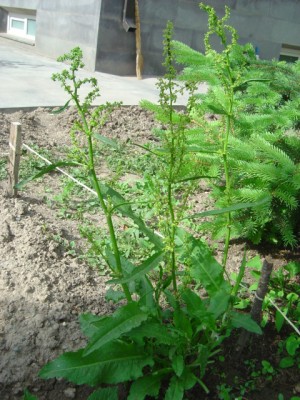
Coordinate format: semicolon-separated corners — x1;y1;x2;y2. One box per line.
64;387;76;398
294;383;300;393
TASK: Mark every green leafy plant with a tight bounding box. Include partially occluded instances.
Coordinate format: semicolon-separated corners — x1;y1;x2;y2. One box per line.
15;19;264;399
19;4;300;399
172;3;300;247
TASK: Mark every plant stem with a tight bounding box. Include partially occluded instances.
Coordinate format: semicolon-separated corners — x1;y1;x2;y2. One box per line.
73;95;132;302
221;58;234;272
167;84;178;294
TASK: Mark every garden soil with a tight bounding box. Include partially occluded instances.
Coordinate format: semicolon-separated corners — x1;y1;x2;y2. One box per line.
0;107;299;400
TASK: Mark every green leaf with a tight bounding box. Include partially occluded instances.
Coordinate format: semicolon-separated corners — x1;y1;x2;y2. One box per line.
15;161;81;189
195;344;210;378
206;103;228;115
279;357;295;368
128;374;163;400
208;290;230;318
87;387;118;400
107;251;163;284
181;288;208;320
175;174;217;183
128;320;179;345
284;261;300;278
39;341;153;385
137;276;155;309
275;309;285;332
79;313;108;338
93;133;119;149
176;229;229;296
180;369;197;390
50;99;71;114
247;255;262;270
165;376;184;400
186;197;270;219
105;288;126;303
286;335;300;356
99;183;163;250
23;389;38;400
83;303;148;355
230;311;262;334
174;308;193;339
172;355;185;377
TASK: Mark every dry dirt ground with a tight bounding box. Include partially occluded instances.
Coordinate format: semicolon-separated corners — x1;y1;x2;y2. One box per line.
0;107;299;400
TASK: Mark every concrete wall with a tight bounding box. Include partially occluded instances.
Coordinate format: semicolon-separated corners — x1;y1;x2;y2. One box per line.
0;0;299;75
0;7;8;32
95;1;136;75
0;0;39;9
36;0;102;70
132;0;300;75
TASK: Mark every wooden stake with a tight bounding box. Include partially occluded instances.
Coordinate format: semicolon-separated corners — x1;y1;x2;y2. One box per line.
135;0;143;80
236;258;274;352
8;122;22;197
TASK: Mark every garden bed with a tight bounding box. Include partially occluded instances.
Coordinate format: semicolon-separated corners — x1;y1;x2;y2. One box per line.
0;107;299;400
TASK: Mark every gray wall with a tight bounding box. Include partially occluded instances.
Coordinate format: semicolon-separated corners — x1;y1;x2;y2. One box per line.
0;7;8;32
0;0;39;9
0;0;300;75
95;0;300;76
36;0;102;70
95;1;136;75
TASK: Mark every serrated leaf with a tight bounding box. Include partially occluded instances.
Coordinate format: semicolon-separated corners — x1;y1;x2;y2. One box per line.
87;387;118;400
105;288;126;303
181;288;208;320
279;357;295;368
128;374;163;400
187;197;270;219
39;341;153;385
137;276;155;309
165;376;184;400
15;161;81;189
84;303;148;355
108;251;163;284
174;308;193;339
172;355;184;377
195;344;210;378
177;229;228;296
93;133;119;149
128;320;179;345
208;290;230;318
230;311;262;334
79;313;108;338
99;183;163;250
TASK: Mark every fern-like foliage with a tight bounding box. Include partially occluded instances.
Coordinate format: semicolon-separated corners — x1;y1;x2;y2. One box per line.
172;5;300;247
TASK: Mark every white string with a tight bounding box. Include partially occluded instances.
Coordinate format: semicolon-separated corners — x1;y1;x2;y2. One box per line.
21;142;164;240
240;282;300;337
22;143;97;196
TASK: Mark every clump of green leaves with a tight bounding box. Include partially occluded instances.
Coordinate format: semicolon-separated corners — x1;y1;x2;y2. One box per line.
15;23;263;400
173;3;300;247
20;4;300;399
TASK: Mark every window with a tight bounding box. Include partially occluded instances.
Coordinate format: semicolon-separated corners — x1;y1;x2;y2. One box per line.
279;44;300;63
7;12;36;40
